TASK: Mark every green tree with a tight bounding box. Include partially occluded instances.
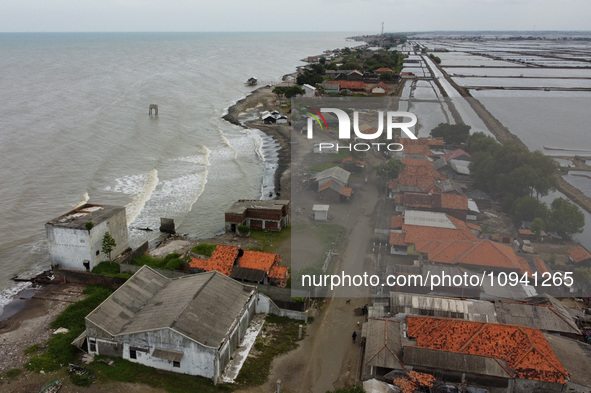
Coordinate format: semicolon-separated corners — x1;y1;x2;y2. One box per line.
511;196;549;224
530;218;545;241
375;159;406;180
574;267;591;286
101;232;117;261
429;123;471;145
548;197;585;239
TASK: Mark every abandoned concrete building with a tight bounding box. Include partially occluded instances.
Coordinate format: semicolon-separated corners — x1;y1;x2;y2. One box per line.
45;203;129;271
224;199;290;232
80;266;257;383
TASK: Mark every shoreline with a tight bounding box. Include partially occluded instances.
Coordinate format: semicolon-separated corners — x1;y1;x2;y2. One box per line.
223;85;292;199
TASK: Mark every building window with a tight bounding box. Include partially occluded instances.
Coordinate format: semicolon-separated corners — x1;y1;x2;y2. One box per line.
173;361;180;368
89;339;97;353
129;348;137;359
96;250;100;256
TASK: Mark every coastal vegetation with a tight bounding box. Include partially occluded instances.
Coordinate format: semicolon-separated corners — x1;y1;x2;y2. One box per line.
375;159;406;180
25;286;113;374
467;132;585;238
234;315;303;387
192;243;217;257
91;261;131;279
101;231;117;261
132;252;189;271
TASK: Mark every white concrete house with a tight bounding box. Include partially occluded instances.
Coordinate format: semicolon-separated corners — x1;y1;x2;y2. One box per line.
81;266;257;384
45;204;129;271
303;84;317;97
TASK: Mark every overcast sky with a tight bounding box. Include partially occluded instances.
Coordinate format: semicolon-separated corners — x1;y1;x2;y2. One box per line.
1;0;590;33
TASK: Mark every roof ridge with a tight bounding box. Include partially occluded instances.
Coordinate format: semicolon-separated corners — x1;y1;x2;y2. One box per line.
170;271;216;329
458;321;487;351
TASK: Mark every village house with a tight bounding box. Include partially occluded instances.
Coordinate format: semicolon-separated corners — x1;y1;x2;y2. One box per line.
567;245;591;267
81;266;257;383
395;192;470;221
415;238;533;276
313;166;352;203
434;157;472;182
319;82;340;95
389;210;479;255
388;158;447;198
326;80;367;93
224;199;290;233
367;82;389;95
302;84;317;97
362;315;571;392
45;203;129;271
189;245;289;287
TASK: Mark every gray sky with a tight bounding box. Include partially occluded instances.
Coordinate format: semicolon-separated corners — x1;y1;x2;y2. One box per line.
1;0;590;32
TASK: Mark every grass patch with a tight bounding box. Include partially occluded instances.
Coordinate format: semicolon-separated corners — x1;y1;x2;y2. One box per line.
92;262;131;279
26;286;113;373
235;315;303;387
191;243;217;257
24;343;41;355
91;357;233;393
4;368;22;379
309;162;339;173
249;227;291;253
132;253;189;271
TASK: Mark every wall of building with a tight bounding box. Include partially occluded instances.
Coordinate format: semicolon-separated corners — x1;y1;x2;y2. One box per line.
53;268;127;289
46;208;129;271
256;294;308;322
46;226;92;270
514;378;563;393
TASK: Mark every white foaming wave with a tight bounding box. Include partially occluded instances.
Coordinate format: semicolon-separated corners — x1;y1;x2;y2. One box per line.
128;168;209;238
250;130;265;162
0;281;32;317
176;145;212;167
126;168;159;225
218;130;239;160
73;191;90;208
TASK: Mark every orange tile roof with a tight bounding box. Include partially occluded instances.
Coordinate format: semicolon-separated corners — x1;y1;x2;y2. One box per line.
518;228;534;236
327;80;367;90
389;232;407;246
466;222;482;233
189;244;239;276
238;250;279;272
406;316;568;384
567;246;591;263
415;239;532;275
318;179;333;192
268;264;288;279
440;194;469;210
391;215;404;228
341;186;353;197
440;149;471;160
375;67;393;73
533;257;550;275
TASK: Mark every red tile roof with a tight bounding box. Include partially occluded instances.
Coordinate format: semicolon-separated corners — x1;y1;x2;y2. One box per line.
414;239;532;275
375;67;394;73
239;250;279;272
440;149;471;161
533;257;550;275
189;244;239;276
268;264;288;279
397;193;468;211
406;316;568;384
518;228;534;236
567;246;591;264
341;186;353;197
327;80;367;90
389;160;446;193
391;216;404;229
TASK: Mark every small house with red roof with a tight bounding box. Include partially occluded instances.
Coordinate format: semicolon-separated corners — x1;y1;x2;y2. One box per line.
567;245;591;267
313;166;353;203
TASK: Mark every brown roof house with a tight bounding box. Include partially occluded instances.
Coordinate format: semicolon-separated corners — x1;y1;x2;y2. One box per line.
225;200;290;233
80;266;258;384
313;166;353;203
567;245;591;267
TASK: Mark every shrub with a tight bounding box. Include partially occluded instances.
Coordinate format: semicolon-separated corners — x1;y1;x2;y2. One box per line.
191;243;216;257
84;221;94;230
237;225;250;236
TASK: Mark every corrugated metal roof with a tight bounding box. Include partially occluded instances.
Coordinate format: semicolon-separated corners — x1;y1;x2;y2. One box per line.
314;166;350;185
364;318;405;370
494;298;580;335
403;210;456;229
390;293;497;323
86;266;255;348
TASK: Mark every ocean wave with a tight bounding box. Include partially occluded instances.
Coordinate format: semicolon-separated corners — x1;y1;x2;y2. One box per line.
127;168;159;225
0;281;31;318
73;191;90;208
